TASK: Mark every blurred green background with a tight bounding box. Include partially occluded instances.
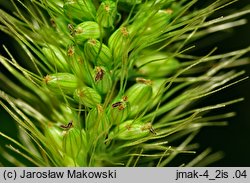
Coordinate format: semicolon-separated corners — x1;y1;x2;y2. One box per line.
0;0;249;166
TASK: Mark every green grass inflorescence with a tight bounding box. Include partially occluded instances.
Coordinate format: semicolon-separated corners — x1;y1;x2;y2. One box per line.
0;0;249;166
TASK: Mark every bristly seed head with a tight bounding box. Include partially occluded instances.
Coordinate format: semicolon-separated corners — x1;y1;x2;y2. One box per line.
0;0;246;167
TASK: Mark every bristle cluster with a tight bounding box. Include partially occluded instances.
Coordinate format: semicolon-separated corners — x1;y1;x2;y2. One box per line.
0;0;249;166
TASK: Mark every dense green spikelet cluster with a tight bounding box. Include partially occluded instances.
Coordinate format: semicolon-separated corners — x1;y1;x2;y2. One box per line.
0;0;249;166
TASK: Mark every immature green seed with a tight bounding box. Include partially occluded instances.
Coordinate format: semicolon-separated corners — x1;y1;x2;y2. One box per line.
44;124;63;150
84;39;113;68
44;73;78;95
62;126;87;165
108;27;130;66
67;45;93;85
110;120;153;140
125;78;153;117
92;66;112;95
74;21;101;43
73;86;102;108
109;96;130;125
45;122;88;166
96;0;117;28
86;104;110;135
42;45;69;72
63;0;96;22
135;50;180;77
